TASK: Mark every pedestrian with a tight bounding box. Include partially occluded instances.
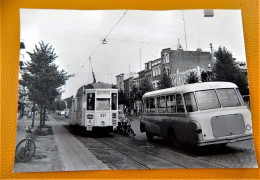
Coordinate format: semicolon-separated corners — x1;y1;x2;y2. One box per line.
124;106;127;115
134;108;137;116
128;107;131;116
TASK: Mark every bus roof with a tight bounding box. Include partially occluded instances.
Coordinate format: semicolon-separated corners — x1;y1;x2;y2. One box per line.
143;82;238;98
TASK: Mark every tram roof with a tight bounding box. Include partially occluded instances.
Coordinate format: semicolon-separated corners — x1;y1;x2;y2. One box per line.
77;82;115;95
143;82;238;98
85;82;113;89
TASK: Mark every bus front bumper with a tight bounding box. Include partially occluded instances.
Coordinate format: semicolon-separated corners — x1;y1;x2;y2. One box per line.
196;133;253;146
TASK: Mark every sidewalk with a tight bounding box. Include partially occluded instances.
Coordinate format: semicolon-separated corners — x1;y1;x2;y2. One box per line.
13;114;109;172
13;116;62;172
49;115;109;171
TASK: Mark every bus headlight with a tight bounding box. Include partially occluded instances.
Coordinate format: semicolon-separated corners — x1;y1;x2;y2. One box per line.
246;124;251;131
190;121;202;133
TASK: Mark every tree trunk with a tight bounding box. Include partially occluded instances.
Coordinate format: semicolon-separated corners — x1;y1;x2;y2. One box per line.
43;104;46;127
40;104;43;127
31;101;36;128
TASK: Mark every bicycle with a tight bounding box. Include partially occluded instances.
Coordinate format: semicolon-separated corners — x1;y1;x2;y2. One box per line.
15;126;36;162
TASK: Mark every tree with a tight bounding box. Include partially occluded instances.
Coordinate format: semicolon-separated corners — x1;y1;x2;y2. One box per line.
118;90;128;105
212;47;249;95
129;85;142;108
139;78;154;96
158;72;172;89
185;71;200;84
22;41;73;128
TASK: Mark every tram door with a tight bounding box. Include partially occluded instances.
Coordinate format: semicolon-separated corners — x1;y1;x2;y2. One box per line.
95;91;111;127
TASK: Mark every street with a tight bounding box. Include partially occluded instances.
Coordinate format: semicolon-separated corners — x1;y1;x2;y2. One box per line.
53;114;258;169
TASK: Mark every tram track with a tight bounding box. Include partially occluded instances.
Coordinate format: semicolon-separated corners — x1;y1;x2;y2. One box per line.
109;133;225;168
75;130;224;169
92;138;151;169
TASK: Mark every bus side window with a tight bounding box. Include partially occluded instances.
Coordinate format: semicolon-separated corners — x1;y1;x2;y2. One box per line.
145;99;150;112
158;96;166;113
87;93;95;110
176;94;185;113
167;95;176;113
150;98;156;112
183;92;198;112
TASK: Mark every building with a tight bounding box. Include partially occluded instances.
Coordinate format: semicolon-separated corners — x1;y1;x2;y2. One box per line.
115;72;137;92
143;42;213;87
137;70;145;86
144;61;152;84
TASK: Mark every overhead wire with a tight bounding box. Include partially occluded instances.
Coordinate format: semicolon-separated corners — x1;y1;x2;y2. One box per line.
73;10;128;79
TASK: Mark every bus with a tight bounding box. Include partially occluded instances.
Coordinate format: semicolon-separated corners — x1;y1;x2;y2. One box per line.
69;82;118;133
140;82;253;146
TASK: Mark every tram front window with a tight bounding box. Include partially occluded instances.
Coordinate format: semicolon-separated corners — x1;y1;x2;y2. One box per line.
97;98;110;110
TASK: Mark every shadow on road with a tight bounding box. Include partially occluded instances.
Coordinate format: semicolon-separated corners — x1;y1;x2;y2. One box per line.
144;137;247;157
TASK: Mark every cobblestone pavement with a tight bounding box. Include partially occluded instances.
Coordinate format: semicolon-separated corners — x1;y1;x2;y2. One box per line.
52;114;258;169
128;115;258;168
196;139;258;168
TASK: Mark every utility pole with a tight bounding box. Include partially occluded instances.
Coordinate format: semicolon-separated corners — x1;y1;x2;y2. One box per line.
140;48;142;71
182;11;188;51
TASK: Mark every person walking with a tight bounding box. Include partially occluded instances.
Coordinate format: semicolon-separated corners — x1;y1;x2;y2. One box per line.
128;107;131;116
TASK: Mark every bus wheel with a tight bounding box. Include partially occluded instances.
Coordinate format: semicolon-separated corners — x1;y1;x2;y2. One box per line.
146;132;154;141
168;129;180;148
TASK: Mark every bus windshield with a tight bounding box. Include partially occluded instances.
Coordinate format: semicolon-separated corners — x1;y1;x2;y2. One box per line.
195;88;242;111
96;98;110;110
216;88;241;107
195;90;221;110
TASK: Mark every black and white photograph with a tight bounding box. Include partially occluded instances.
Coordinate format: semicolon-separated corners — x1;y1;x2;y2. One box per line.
15;9;258;172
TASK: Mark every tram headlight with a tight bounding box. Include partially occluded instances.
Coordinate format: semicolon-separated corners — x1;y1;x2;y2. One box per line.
246;124;251;131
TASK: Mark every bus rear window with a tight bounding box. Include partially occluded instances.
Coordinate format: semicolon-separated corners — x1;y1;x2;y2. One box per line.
217;88;241;107
184;92;198;112
195;90;220;110
97;98;110;110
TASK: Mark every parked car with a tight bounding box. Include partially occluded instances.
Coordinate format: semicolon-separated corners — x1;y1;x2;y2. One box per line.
60;111;65;116
56;110;60;115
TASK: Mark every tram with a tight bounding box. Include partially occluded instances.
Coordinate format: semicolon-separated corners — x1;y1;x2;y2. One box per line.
69;82;118;133
140;82;253;146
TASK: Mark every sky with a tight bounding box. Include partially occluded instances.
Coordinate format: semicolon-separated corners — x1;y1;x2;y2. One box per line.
20;9;246;99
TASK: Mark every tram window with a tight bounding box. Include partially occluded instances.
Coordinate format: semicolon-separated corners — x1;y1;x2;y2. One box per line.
195;90;220;110
149;98;156;112
97;98;110;110
111;93;117;110
157;96;166;113
77;95;82;110
176;94;185;113
166;95;176;113
217;88;241;107
184;93;198;112
87;93;95;110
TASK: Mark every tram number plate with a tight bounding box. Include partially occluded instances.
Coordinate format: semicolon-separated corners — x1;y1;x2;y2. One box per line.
100;113;106;117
